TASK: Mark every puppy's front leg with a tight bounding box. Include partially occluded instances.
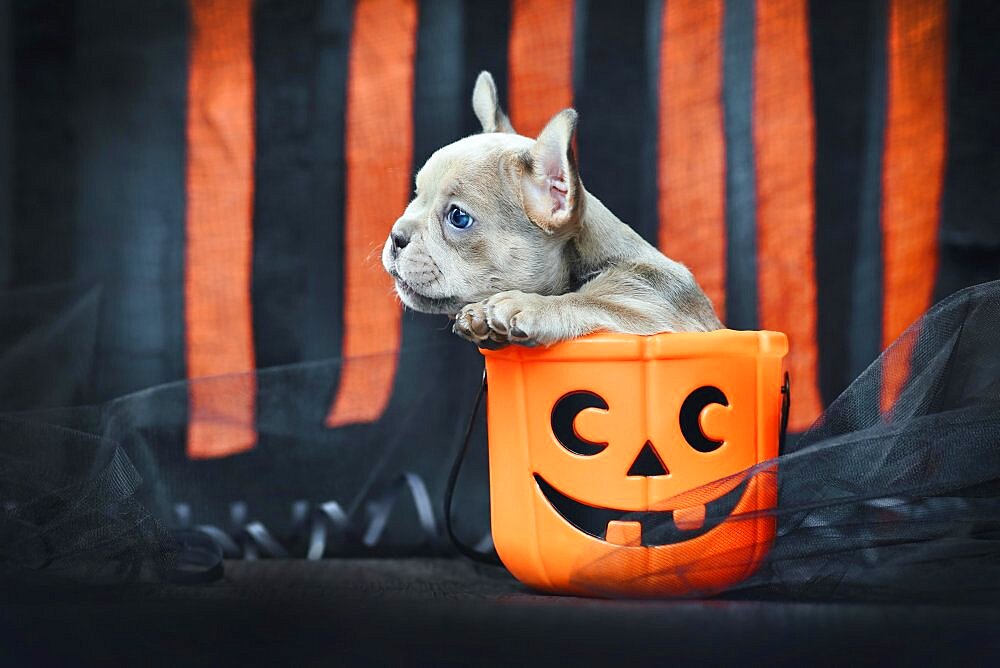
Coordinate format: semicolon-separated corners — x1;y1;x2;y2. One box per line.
453;264;720;347
453;289;652;349
455;291;579;348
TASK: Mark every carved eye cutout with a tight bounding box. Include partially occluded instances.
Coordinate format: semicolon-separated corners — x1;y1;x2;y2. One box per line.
551;391;609;456
680;386;729;453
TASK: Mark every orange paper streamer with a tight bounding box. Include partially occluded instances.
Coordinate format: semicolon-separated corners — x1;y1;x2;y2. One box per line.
326;0;417;427
185;0;257;459
658;0;727;320
508;0;575;138
753;0;823;431
880;0;947;410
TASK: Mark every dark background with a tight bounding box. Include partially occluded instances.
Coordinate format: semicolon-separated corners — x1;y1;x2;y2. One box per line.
0;1;999;663
1;0;998;560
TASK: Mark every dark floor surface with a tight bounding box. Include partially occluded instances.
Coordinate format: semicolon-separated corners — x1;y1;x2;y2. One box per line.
2;558;999;666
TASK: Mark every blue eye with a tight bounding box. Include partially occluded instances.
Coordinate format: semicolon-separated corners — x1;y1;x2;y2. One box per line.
447;206;474;230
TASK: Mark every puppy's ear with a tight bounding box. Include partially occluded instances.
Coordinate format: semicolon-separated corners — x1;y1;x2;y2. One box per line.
472;71;515;134
521;109;583;235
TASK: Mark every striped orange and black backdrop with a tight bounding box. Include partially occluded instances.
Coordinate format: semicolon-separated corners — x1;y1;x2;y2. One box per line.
4;0;997;462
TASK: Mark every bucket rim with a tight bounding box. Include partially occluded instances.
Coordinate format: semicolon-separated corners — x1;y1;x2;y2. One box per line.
478;329;789;362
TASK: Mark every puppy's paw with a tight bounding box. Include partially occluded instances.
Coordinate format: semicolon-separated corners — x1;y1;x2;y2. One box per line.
454;291;555;348
453;301;494;346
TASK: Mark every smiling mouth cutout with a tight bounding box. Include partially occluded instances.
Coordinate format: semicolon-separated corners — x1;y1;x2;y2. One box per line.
534;473;750;547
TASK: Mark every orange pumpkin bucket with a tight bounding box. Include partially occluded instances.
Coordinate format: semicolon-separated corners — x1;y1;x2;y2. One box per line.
480;330;789;598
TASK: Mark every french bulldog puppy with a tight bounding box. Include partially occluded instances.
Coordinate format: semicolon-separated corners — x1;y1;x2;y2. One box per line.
382;71;722;348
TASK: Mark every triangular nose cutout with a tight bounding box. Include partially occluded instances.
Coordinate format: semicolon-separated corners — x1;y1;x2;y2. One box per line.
627;441;669;477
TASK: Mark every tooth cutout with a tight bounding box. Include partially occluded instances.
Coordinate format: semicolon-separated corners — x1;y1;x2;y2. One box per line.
627;441;668;477
674;505;707;531
605;520;642;546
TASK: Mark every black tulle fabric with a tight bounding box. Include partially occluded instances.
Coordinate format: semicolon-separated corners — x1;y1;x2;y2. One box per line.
0;283;482;584
2;280;999;601
582;279;1000;601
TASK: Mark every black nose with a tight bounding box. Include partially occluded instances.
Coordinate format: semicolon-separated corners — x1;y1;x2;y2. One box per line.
391;231;409;251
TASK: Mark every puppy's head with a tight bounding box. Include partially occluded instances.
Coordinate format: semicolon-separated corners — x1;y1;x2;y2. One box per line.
382;72;584;314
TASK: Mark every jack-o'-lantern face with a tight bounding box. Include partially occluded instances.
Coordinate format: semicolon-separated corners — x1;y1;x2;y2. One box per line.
481;330;788;598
